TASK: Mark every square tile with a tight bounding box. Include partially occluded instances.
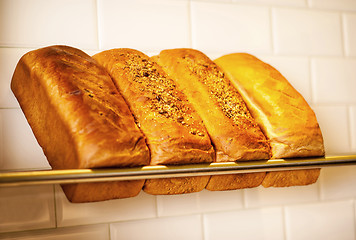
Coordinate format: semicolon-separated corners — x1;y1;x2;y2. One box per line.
0;109;49;171
309;0;356;11
110;215;202;240
191;2;271;54
0;48;33;108
233;0;306;7
156;192;200;217
272;8;343;56
311;58;356;104
203;207;284;240
0;0;98;49
55;185;156;227
343;13;356;57
0;185;55;233
320;165;356;200
97;0;190;51
312;105;351;154
199;189;243;213
0;224;109;240
244;183;319;208
350;106;356;151
285;200;355;240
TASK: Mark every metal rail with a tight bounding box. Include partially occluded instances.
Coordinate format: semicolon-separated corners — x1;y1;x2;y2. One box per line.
1;154;355;187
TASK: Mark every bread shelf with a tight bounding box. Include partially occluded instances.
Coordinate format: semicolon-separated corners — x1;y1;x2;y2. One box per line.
1;154;356;187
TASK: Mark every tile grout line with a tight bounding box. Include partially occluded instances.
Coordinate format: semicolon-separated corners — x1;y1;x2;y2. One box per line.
339;11;347;57
282;206;288;240
308;56;316;105
241;189;247;209
269;7;275;55
107;222;111;240
353;198;356;240
94;0;101;50
306;0;311;8
200;213;206;240
53;184;58;228
154;195;160;218
187;0;193;49
347;106;354;152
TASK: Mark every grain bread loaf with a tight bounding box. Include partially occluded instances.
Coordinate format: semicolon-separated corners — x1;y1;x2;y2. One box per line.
215;53;325;187
93;49;214;195
11;45;150;202
154;48;270;191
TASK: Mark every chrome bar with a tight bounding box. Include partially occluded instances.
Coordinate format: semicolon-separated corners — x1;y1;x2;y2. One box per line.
1;154;355;187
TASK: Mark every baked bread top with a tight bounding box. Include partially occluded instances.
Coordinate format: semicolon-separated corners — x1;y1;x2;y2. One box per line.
11;45;150;169
154;48;271;162
93;48;215;165
215;53;325;158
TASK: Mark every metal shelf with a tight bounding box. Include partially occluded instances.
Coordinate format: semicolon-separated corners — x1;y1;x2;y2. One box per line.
1;154;356;187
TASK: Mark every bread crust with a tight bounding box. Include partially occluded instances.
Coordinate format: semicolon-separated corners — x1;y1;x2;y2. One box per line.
154;48;271;191
205;172;266;191
11;45;150;202
155;49;271;162
93;49;215;195
215;53;324;159
143;176;211;195
261;169;320;187
215;53;325;187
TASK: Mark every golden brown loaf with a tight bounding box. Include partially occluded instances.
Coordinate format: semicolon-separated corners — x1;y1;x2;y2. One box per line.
11;45;150;202
93;48;215;195
215;53;325;187
154;49;270;162
154;48;270;191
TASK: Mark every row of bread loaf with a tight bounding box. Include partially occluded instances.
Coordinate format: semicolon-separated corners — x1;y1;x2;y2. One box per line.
11;46;324;203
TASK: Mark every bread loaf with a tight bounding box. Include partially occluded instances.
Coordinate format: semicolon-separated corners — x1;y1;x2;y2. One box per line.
215;53;325;187
154;48;270;191
11;45;150;202
93;49;214;195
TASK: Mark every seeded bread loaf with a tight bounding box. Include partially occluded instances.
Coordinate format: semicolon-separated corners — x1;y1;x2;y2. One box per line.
93;49;215;195
11;45;150;202
215;53;324;187
154;48;270;191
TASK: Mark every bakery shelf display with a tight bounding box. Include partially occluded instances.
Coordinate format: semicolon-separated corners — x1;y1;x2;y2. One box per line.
1;154;355;187
6;45;334;202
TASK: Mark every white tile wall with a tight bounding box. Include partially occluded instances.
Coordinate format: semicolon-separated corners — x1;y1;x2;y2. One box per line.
0;0;98;49
0;48;32;108
343;13;356;56
312;106;350;154
244;184;319;208
1;0;356;239
311;57;356;103
98;0;191;51
285;200;355;240
0;224;110;240
320;165;356;200
309;0;356;11
110;215;203;240
198;189;244;213
272;8;343;56
233;0;306;7
55;185;157;227
0;109;49;171
203;207;285;240
350;106;356;151
191;1;271;54
0;185;55;233
156;192;200;217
